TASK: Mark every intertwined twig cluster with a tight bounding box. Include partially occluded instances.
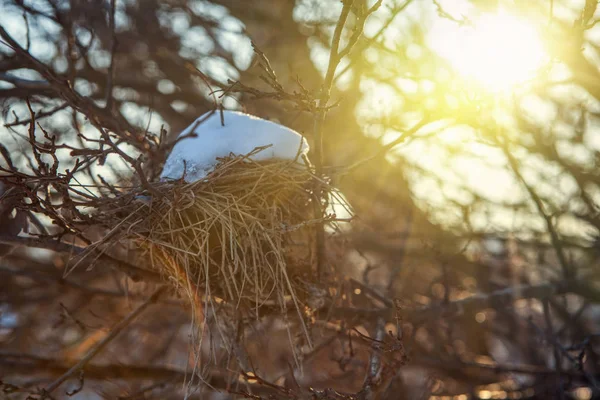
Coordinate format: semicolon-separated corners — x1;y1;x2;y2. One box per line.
2;0;600;399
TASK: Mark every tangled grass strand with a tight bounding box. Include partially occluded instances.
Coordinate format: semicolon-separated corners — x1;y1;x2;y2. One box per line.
98;155;333;334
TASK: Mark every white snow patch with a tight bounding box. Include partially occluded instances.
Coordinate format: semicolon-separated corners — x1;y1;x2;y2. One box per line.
160;111;310;182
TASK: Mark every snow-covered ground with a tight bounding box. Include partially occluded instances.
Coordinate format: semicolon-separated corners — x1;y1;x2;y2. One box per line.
160;111;310;182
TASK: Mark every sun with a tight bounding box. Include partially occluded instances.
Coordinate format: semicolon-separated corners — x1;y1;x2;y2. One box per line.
429;11;548;92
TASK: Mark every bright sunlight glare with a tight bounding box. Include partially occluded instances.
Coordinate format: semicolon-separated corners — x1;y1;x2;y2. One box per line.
429;11;548;92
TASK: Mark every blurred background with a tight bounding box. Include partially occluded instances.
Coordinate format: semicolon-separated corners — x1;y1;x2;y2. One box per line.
1;0;600;399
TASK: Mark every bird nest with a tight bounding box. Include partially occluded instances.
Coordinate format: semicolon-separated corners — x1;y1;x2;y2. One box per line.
96;152;339;326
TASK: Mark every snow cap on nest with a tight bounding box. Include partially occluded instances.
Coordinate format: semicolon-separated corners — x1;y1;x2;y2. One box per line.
160;110;310;182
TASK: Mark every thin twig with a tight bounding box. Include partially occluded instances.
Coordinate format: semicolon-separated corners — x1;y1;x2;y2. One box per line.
543;299;565;399
0;235;161;282
313;0;382;278
105;0;117;110
499;139;572;278
43;286;167;395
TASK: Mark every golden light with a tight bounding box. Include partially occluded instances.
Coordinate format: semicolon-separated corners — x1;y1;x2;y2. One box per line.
430;11;548;92
573;387;593;400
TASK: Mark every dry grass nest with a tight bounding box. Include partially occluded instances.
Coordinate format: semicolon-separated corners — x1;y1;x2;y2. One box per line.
98;153;343;323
